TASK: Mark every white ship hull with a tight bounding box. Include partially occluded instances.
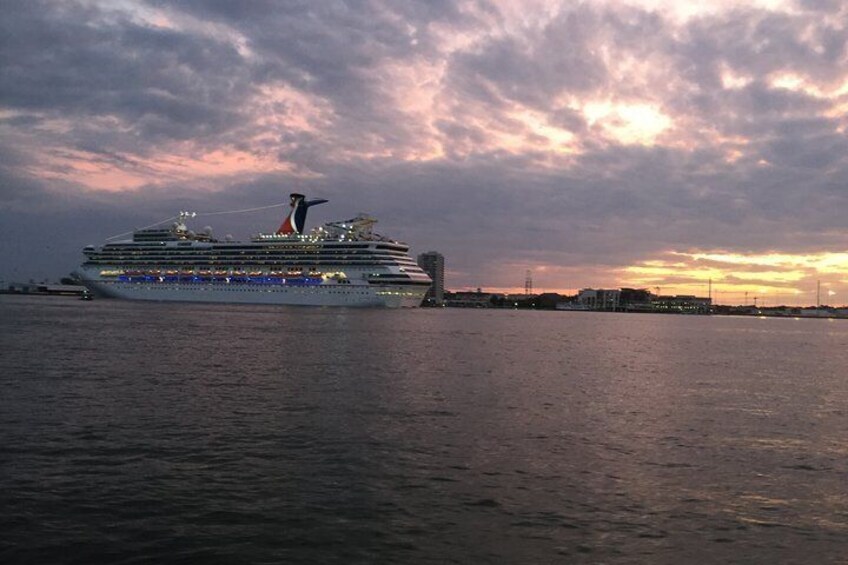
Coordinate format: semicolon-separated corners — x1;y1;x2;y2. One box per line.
82;279;428;308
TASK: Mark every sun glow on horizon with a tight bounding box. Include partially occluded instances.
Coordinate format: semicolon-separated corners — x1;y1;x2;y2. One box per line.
619;250;848;305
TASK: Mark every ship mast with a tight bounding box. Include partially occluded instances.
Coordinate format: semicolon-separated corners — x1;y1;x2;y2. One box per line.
177;211;197;230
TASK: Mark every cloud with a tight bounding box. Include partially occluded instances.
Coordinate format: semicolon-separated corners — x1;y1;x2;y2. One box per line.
0;2;249;136
0;0;845;302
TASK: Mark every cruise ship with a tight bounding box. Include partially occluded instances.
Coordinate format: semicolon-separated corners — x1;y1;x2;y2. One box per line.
76;194;432;307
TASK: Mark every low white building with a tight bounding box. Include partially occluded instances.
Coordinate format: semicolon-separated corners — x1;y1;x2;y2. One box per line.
577;288;621;310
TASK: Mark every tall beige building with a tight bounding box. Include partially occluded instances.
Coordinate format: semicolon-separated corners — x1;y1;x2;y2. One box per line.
417;251;444;305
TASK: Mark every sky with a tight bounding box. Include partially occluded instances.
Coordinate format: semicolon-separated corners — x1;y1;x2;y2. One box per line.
1;0;846;305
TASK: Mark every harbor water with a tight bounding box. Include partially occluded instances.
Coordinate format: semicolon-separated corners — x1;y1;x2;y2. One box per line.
1;295;847;563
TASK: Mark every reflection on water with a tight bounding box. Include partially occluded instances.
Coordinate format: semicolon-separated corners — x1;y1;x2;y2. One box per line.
1;296;847;563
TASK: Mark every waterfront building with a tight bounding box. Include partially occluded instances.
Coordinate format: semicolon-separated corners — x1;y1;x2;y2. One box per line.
417;251;445;306
651;295;712;314
619;288;654;309
444;289;493;308
3;281;87;296
577;288;621;311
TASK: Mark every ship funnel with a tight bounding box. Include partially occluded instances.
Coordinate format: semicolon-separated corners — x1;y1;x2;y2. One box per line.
276;193;328;235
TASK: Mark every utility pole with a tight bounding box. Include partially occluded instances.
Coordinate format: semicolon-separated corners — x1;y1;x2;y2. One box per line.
817;280;821;309
525;270;533;297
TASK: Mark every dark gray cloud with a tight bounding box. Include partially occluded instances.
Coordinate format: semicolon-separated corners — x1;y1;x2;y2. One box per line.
797;0;843;12
0;2;249;136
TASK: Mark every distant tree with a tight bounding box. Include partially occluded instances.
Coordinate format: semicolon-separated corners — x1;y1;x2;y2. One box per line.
536;293;563;309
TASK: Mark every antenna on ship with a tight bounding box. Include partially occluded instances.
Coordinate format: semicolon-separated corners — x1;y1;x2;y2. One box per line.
177;211;196;230
525;270;533;297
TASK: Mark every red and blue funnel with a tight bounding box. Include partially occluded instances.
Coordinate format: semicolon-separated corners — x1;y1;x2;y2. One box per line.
276;193;328;235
